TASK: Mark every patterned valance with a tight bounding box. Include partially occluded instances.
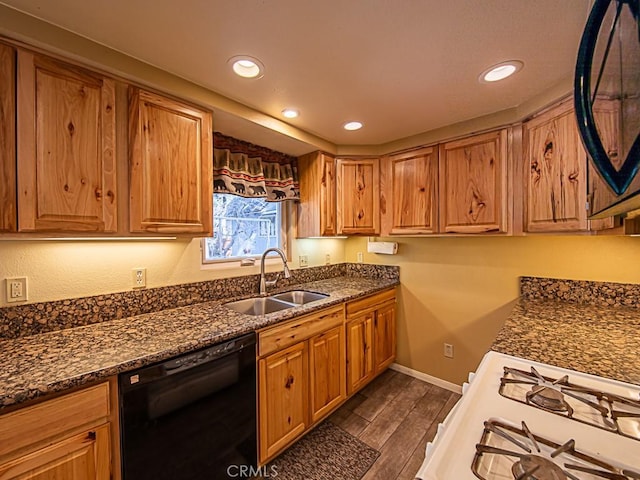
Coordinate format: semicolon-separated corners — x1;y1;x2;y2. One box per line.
213;132;300;201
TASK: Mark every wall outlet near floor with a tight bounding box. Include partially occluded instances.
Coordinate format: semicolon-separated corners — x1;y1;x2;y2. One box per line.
444;343;454;358
132;268;146;289
357;252;364;263
6;277;28;303
299;255;309;268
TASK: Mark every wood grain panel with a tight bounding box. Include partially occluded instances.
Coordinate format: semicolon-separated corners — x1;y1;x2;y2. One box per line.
0;43;16;232
336;158;380;235
129;87;212;234
258;342;308;464
297;151;336;237
380;147;438;235
524;100;587;232
0;383;109;461
17;51;117;232
0;424;110;480
346;313;374;395
374;300;396;373
439;129;508;233
345;288;396;318
309;325;346;424
258;305;344;357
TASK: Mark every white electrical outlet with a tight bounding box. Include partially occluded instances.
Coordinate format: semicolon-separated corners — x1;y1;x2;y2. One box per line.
325;253;331;265
6;277;28;303
299;255;309;267
132;268;146;289
444;343;454;358
357;252;364;263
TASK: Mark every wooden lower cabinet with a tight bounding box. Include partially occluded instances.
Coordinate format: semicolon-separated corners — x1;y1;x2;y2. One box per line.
0;382;114;480
258;342;308;464
0;424;110;480
346;289;397;395
309;325;346;423
346;313;375;395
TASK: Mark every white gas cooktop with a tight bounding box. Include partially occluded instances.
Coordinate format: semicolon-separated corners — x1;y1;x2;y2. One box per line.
416;351;640;480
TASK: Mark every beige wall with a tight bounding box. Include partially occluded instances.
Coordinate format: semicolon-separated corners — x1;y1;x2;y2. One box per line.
345;235;640;386
0;237;346;306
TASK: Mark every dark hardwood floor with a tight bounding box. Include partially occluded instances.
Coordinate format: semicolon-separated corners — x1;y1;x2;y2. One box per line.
329;369;461;480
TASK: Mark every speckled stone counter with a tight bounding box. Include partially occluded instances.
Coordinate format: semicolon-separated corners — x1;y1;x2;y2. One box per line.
493;277;640;386
0;275;398;410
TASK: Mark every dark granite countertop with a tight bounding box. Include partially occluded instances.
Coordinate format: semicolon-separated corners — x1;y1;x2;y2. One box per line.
492;299;640;386
0;276;398;410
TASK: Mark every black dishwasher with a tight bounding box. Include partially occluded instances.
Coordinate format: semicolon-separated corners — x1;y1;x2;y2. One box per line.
119;332;256;480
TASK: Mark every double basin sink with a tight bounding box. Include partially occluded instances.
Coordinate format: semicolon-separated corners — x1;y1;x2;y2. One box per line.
224;290;329;316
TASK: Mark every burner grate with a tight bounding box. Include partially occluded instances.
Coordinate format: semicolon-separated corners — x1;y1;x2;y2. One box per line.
472;420;640;480
499;366;640;440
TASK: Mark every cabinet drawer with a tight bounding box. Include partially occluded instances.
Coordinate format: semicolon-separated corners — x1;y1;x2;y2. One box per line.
0;382;110;460
258;305;344;357
346;288;396;318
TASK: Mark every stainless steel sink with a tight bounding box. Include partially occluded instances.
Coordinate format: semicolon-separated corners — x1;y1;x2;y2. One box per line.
224;290;329;316
224;297;295;315
270;290;329;305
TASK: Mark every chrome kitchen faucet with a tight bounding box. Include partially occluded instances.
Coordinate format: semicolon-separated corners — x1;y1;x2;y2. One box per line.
259;248;291;294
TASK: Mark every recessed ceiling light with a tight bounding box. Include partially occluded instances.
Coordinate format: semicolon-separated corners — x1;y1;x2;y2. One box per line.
228;55;264;79
480;60;523;83
282;108;299;119
343;121;363;131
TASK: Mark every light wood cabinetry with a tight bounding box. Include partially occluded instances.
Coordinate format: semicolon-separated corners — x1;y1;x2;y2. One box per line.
438;129;508;233
128;87;213;234
336;158;380;235
258;342;308;463
309;325;346;423
380;146;438;235
524;101;588;232
0;382;113;480
297;151;337;237
345;288;397;395
0;42;16;233
16;51;117;233
257;305;345;464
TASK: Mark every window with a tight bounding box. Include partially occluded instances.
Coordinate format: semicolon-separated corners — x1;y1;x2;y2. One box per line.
202;193;284;263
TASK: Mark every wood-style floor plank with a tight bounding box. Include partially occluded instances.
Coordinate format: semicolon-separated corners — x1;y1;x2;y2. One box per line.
353;371;413;421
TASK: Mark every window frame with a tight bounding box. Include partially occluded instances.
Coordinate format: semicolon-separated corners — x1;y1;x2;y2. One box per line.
200;194;292;266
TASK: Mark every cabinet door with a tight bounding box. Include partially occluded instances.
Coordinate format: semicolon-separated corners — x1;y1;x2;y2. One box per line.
374;300;396;373
258;342;308;464
297;151;336;237
0;424;110;480
309;325;346;423
439;129;508;233
0;43;16;232
381;146;438;235
346;313;374;395
17;51;117;232
524;101;588;232
336;158;380;235
129;88;212;234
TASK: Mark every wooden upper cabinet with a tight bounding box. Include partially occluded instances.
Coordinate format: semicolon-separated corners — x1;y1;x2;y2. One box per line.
438;129;508;234
524;101;588;232
129;87;212;234
381;146;438;235
0;43;16;233
16;51;117;232
297;151;336;237
336;158;380;235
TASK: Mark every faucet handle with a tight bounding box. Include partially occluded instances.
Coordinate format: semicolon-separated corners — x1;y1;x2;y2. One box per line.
265;273;280;288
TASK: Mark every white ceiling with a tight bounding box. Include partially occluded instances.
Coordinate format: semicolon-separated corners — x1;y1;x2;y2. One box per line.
0;0;593;155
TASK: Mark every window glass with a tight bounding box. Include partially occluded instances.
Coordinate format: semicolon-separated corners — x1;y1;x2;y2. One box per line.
202;193;282;262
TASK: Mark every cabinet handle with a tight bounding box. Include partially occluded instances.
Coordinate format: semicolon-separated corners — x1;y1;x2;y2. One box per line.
87;431;96;441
